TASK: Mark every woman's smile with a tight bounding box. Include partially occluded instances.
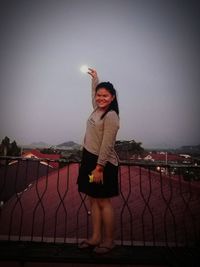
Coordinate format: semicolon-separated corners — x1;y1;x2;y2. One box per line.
95;88;115;110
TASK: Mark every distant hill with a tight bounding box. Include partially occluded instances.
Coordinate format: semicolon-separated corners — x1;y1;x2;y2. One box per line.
21;141;81;150
176;144;200;154
57;141;78;147
56;141;81;150
23;142;51;149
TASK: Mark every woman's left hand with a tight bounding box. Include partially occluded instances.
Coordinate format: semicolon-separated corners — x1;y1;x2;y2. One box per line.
92;165;104;184
88;68;97;79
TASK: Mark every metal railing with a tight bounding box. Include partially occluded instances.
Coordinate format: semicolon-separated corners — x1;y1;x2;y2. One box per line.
0;156;200;247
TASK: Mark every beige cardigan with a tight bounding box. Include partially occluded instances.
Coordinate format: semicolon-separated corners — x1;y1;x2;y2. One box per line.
83;76;119;166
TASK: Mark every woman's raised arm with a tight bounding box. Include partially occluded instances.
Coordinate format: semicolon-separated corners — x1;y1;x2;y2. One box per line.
88;68;99;109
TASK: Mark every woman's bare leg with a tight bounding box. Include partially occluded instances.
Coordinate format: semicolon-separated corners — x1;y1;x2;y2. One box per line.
87;197;102;244
98;198;115;247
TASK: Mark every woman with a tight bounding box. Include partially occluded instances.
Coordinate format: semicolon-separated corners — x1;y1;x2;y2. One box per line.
77;68;120;254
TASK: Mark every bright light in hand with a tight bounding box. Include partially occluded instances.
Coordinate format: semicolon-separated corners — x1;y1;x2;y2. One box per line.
80;65;89;73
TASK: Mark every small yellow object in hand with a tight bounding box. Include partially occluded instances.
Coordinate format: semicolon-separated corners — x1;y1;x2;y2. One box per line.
89;174;94;183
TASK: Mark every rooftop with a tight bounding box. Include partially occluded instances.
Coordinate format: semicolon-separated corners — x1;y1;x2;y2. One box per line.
0;156;200;266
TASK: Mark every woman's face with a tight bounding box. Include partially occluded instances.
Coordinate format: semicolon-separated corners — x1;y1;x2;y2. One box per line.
95;88;115;110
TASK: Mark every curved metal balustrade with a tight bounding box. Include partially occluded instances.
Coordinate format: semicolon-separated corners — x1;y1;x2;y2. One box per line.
0;156;199;248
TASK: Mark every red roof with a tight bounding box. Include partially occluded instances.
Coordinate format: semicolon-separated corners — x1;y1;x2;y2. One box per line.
22;149;61;168
0;164;199;245
0;160;55;202
143;153;191;163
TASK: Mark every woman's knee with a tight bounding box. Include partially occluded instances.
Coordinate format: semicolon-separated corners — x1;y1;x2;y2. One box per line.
89;197;99;207
97;198;111;209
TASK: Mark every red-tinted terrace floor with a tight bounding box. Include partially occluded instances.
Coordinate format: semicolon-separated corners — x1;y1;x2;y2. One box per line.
0;263;168;267
0;241;199;267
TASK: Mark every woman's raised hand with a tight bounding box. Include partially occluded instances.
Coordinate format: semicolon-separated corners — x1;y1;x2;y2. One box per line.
88;68;97;79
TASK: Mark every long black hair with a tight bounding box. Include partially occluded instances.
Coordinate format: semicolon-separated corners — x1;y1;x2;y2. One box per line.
95;82;119;119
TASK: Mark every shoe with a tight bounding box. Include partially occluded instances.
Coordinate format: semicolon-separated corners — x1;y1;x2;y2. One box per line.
78;240;98;250
93;243;115;254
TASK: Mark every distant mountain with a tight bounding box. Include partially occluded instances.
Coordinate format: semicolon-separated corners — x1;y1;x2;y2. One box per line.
176;144;200;154
57;141;77;147
24;142;51;149
21;141;81;150
56;141;81;150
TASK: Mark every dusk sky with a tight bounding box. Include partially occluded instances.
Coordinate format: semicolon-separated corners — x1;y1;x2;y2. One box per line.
0;0;199;148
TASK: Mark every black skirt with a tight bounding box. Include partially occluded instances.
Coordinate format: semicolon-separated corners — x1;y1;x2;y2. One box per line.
77;148;119;198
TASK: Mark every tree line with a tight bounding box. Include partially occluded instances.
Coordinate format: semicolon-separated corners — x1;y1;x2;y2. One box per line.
0;136;21;156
